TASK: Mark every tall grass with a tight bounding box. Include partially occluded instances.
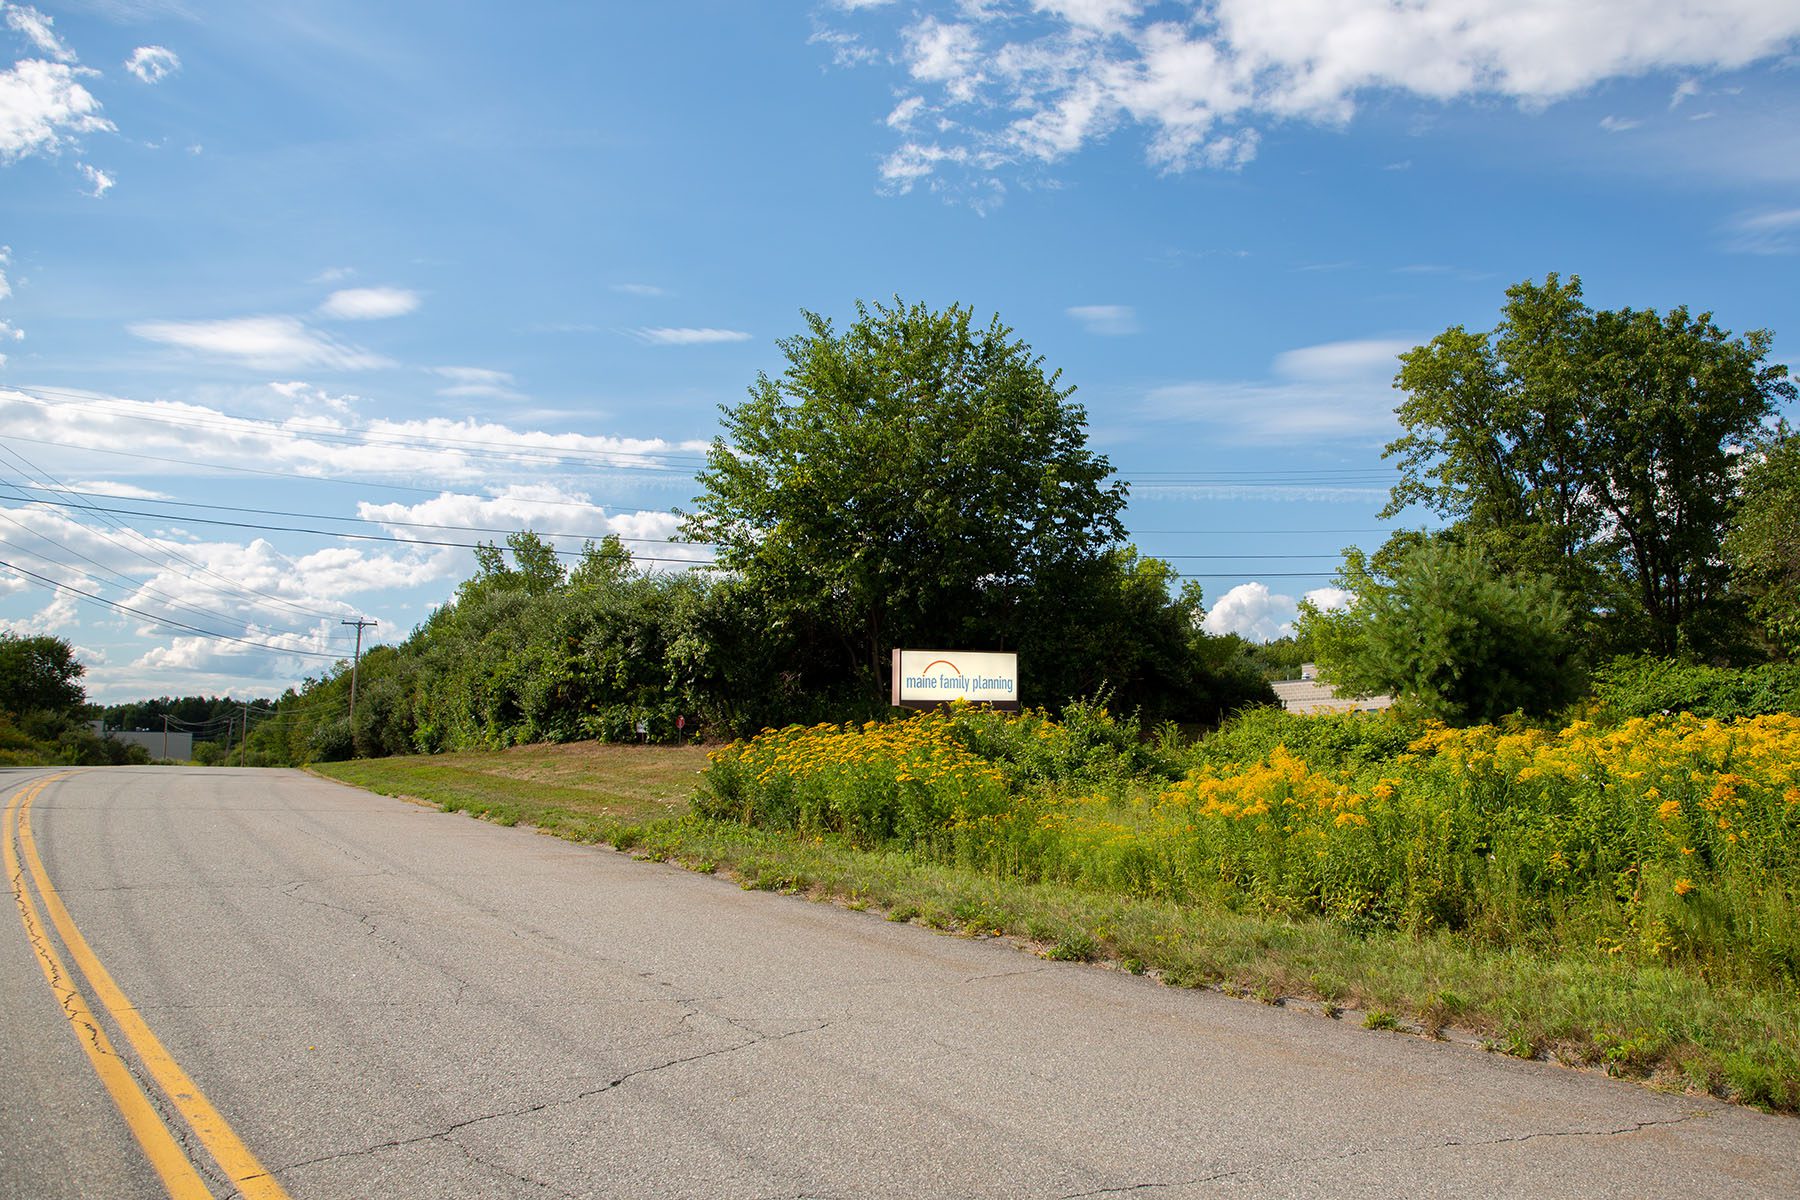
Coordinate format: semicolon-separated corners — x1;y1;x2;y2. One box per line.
699;705;1800;991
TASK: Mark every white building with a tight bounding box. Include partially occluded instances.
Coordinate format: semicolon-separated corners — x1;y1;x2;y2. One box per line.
90;722;194;760
1268;663;1394;716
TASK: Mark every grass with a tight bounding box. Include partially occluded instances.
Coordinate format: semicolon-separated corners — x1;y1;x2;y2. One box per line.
313;737;1800;1114
315;741;709;840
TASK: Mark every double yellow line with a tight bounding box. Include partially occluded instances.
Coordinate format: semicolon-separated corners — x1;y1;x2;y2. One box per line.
4;774;292;1199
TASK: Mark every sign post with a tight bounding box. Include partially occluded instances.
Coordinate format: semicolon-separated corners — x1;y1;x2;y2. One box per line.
890;649;1020;712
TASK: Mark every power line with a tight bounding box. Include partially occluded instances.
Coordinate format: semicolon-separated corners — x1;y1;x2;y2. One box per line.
0;495;716;565
0;445;347;624
2;487;1365;559
2;485;713;547
0;559;343;660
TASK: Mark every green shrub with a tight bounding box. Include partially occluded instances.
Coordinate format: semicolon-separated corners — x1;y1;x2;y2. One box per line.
1592;657;1800;722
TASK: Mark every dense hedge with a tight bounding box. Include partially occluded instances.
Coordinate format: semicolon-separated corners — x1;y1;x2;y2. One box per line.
247;537;1276;765
1592;657;1800;722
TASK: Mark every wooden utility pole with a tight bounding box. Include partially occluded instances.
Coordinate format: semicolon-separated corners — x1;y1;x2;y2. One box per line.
341;617;377;737
240;704;249;767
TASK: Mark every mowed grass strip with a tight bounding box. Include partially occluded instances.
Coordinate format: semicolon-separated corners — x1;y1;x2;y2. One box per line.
313;741;1800;1113
314;741;709;841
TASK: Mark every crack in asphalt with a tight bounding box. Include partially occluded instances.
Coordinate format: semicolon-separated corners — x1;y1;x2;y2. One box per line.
446;1135;586;1198
275;878;480;1003
1052;1112;1708;1198
56;869;395;896
962;965;1051;984
273;1021;833;1177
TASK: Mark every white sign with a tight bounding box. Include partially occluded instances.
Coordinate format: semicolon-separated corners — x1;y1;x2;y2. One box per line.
891;649;1020;708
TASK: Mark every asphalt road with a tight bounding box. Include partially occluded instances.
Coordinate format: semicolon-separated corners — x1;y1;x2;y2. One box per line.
4;765;1797;1199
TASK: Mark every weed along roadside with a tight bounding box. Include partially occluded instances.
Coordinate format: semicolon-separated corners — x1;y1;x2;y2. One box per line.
315;702;1800;1115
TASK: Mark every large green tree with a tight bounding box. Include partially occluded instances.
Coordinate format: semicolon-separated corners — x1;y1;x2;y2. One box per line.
681;298;1129;702
1725;430;1800;658
1384;274;1794;657
0;631;87;719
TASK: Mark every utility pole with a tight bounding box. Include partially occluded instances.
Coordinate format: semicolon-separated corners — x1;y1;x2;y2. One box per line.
240;704;249;767
162;713;170;761
341;617;378;738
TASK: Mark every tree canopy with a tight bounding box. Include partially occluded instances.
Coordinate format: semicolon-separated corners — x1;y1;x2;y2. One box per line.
682;297;1129;702
1725;430;1800;659
1384;274;1794;657
0;631;87;719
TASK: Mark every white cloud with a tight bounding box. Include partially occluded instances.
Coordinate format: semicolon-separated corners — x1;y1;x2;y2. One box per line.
886;95;926;130
129;315;394;370
0;243;10;300
65;480;169;499
905;17;985;103
824;0;1800;189
432;365;513;386
1201;581;1351;641
1669;76;1704;108
1598;114;1641;132
1067;304;1138;335
430;364;523;400
317;286;420;320
0;588;80;636
1272;338;1412;381
630;327;751;345
76;160;112;196
609;282;668;297
1723;207;1800;254
1144;336;1411;443
4;4;74;62
0;58;113;161
311;266;355;284
358;486;705;568
0;386;712;486
123;45;179;83
809;26;880;68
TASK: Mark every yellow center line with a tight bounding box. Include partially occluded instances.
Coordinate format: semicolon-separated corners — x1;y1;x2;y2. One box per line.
6;775;214;1198
8;774;294;1200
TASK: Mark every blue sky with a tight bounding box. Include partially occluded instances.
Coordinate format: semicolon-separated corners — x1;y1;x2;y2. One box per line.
2;0;1797;702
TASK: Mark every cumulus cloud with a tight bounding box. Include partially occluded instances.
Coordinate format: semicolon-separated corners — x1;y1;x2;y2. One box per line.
823;0;1800;190
317;286;419;320
358;485;706;568
0;501;363;647
629;326;752;345
1202;581;1352;641
1067;304;1138;335
1143;335;1412;443
129;315;393;370
0;58;113;161
0;386;711;486
123;45;179;83
0;380;722;695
